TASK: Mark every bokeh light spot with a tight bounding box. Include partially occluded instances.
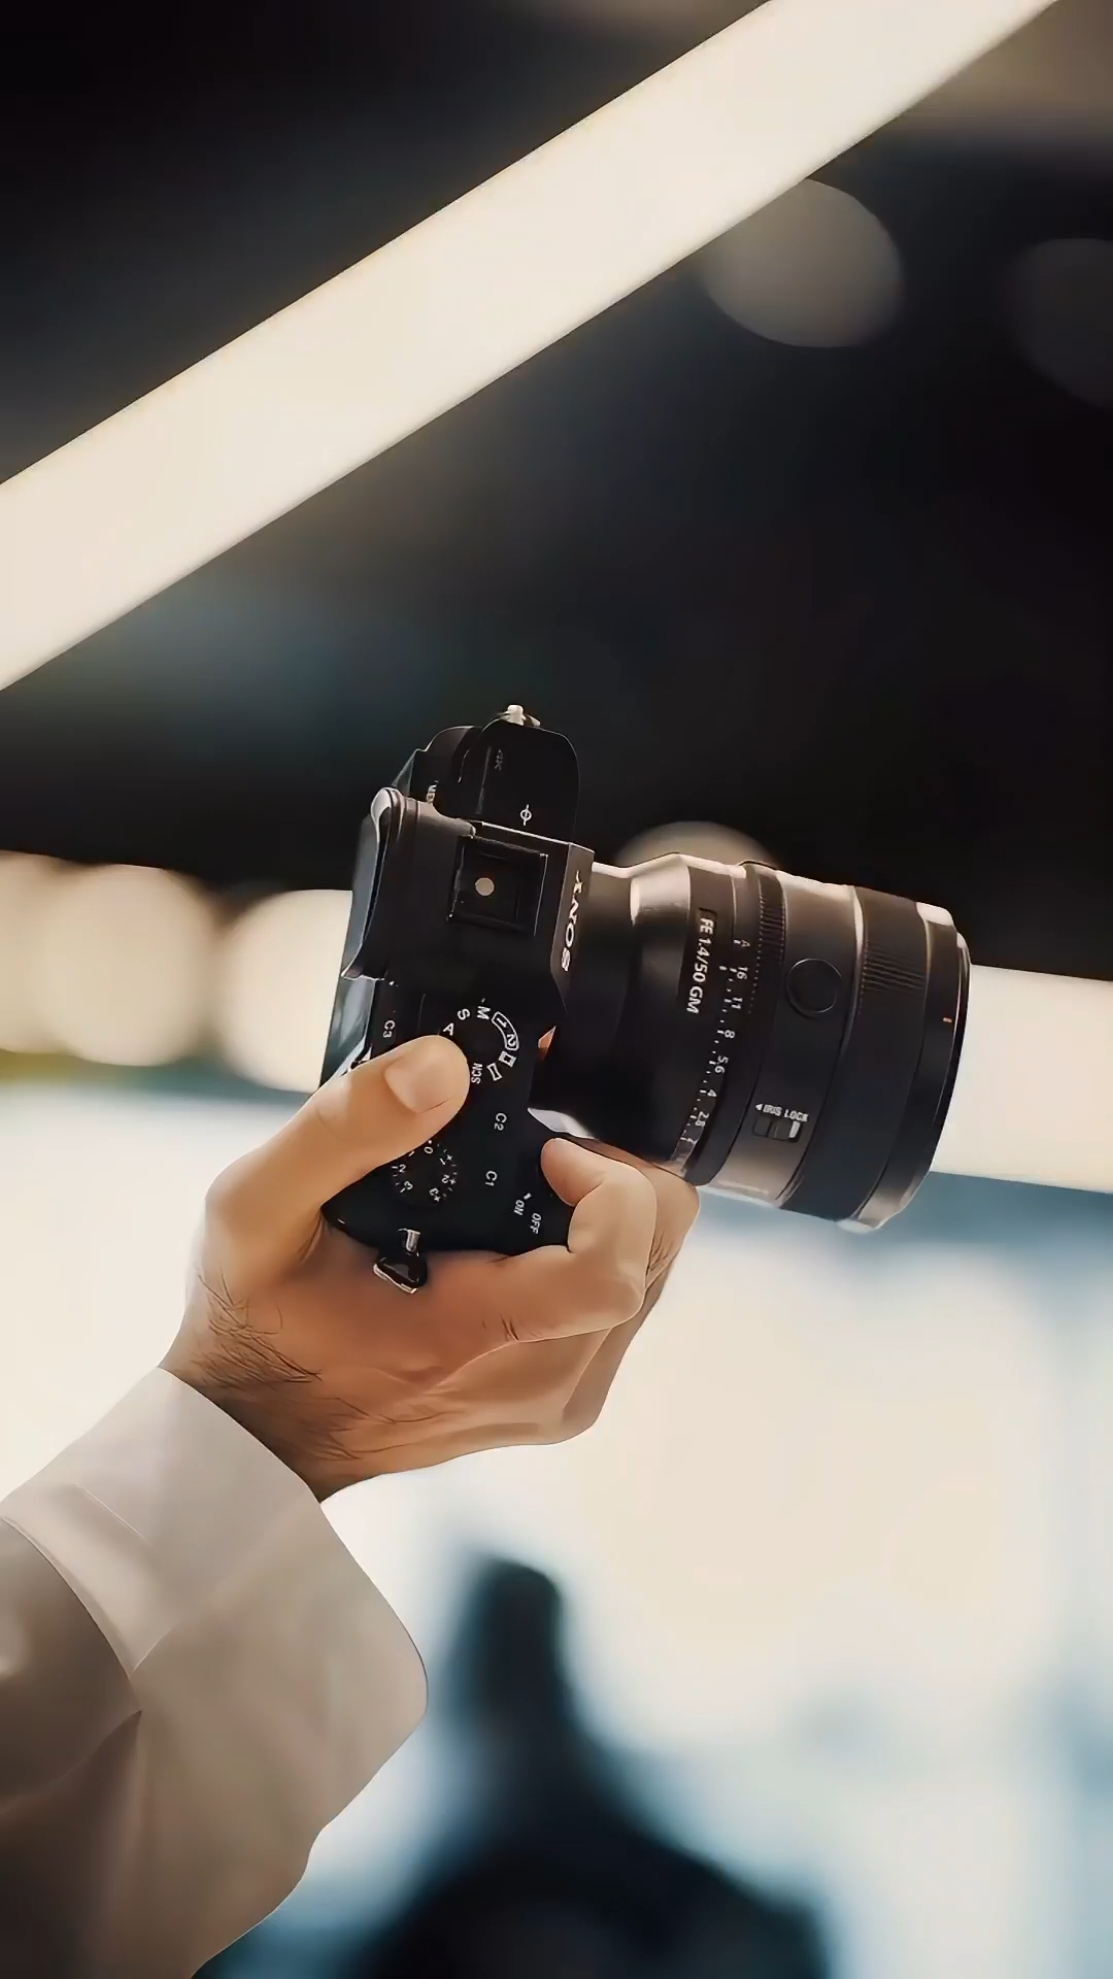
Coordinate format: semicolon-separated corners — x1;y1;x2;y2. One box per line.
697;179;903;349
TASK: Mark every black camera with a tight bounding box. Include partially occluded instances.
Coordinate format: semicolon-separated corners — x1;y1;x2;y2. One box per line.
321;707;969;1290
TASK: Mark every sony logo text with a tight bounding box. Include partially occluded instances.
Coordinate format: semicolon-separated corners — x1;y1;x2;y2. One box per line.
560;871;585;972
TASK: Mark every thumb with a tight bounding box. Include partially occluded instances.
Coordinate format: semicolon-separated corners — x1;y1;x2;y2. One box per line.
204;1035;470;1285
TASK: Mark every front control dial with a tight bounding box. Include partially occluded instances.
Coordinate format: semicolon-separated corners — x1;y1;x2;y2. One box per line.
390;1140;460;1207
442;1002;521;1090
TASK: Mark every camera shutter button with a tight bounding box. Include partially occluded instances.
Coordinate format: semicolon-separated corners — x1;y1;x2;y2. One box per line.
786;957;842;1018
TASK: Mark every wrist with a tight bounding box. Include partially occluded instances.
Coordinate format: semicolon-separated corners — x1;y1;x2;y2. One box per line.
160;1348;354;1501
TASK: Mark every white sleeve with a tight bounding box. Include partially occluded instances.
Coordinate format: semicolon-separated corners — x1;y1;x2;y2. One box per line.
0;1369;427;1978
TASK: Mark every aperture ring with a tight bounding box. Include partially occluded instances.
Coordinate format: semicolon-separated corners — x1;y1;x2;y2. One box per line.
682;864;784;1186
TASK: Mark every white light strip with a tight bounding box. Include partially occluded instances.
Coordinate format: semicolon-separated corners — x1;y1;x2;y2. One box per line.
932;965;1113;1194
0;0;1054;688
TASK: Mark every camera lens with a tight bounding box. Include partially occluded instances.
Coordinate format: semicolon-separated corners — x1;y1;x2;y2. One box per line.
539;858;968;1229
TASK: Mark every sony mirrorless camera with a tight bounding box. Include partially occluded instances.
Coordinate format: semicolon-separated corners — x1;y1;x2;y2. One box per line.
321;707;968;1290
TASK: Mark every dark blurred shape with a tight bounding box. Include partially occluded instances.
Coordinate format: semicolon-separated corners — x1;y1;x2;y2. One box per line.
1006;237;1113;407
500;0;748;35
345;1560;828;1979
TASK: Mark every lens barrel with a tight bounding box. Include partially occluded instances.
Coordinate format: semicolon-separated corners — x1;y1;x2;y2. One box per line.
539;858;968;1229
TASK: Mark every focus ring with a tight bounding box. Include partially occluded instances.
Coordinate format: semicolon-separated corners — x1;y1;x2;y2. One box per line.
786;889;928;1222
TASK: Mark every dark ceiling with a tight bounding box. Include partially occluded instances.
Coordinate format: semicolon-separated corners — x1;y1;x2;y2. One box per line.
1;0;1110;977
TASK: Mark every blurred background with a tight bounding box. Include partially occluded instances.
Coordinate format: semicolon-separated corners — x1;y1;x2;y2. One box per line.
1;0;1112;1973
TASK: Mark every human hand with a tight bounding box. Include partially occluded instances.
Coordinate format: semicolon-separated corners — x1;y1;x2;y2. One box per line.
162;1035;698;1498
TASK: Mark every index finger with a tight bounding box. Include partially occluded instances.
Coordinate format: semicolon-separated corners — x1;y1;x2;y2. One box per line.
572;1138;700;1284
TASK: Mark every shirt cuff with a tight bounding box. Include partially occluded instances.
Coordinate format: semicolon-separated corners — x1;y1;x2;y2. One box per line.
0;1369;427;1826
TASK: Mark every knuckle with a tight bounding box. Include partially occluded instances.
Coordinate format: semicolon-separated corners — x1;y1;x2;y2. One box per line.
593;1260;646;1322
650;1179;700;1274
671;1174;700;1225
559;1402;595;1441
524;1383;583;1445
557;1387;605;1441
622;1166;659;1220
494;1309;523;1348
203;1169;242;1232
304;1079;364;1158
647;1229;676;1279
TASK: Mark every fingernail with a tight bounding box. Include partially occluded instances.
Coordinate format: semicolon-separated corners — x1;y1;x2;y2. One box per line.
382;1035;464;1112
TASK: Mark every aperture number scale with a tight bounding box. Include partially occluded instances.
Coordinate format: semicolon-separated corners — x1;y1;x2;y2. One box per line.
673;939;752;1165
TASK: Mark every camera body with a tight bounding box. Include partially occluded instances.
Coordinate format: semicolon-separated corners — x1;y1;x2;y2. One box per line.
321;708;592;1289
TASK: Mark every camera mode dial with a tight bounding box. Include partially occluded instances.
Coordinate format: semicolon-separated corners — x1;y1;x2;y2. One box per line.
442;1003;521;1089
